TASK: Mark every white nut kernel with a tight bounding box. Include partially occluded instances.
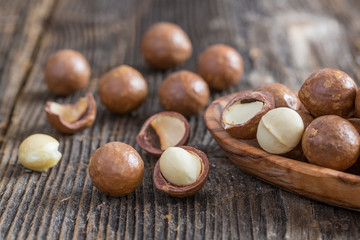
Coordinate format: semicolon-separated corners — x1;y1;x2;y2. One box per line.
257;107;304;154
18;134;62;171
223;101;264;127
159;147;202;186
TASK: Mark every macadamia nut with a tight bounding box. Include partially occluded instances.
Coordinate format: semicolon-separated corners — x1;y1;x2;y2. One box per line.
159;147;202;186
18;134;62;171
257;107;304;154
44;49;90;96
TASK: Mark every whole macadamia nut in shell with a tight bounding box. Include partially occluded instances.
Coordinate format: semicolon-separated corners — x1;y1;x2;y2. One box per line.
88;142;144;197
197;44;243;90
302;115;360;171
98;65;148;114
141;22;192;70
298;68;357;118
44;49;90;95
159;70;210;116
255;82;301;110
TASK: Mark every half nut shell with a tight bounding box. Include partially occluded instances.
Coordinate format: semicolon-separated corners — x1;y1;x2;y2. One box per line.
136;111;190;156
221;91;275;139
45;93;96;134
153;146;209;197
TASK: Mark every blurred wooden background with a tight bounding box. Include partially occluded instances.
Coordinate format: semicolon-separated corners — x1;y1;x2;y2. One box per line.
1;0;360;239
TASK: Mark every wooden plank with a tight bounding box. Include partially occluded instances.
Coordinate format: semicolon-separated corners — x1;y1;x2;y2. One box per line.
1;0;360;239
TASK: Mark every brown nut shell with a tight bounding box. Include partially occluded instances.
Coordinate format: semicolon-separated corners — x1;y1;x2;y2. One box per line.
220;91;275;139
153;146;209;197
45;93;96;134
302;115;360;171
281;110;314;161
298;68;357;118
197;44;243;90
136;111;190;157
141;22;192;70
354;89;360;118
88;142;144;197
44;49;90;96
98;65;148;114
159;70;210;116
255;82;301;110
348;118;360;136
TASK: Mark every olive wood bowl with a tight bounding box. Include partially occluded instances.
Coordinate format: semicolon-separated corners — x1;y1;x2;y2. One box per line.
204;93;360;211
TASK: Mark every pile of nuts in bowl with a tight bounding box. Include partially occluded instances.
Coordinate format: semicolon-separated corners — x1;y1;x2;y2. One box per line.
221;68;360;172
17;21;244;198
17;21;359;199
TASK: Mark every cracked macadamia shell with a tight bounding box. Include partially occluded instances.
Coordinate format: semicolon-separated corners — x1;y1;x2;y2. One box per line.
45;93;96;134
88;142;144;197
221;91;275;139
255;82;301;110
197;44;243;90
298;68;357;118
136;111;190;156
153;146;209;197
98;65;148;114
159;70;210;116
141;22;192;70
45;49;90;96
302;115;360;171
256;107;304;154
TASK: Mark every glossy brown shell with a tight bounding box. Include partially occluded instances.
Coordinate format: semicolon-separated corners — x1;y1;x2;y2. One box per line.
220;91;275;139
153;146;209;197
255;82;301;110
136;111;190;157
141;22;192;70
298;68;357;117
88;142;144;197
197;44;243;91
98;65;148;114
45;93;97;134
159;70;209;116
44;49;90;96
302;115;360;171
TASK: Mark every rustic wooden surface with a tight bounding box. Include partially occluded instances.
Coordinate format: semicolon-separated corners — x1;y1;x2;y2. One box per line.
1;0;360;239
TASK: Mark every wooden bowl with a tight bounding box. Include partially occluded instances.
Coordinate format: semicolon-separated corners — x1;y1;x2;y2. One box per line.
204;93;360;211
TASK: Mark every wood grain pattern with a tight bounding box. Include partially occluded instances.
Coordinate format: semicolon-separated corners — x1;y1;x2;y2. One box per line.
1;0;360;239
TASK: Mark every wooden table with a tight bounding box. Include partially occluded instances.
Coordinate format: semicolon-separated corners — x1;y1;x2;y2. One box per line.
1;0;360;239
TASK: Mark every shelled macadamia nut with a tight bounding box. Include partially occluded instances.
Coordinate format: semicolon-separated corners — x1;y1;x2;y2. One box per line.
45;93;96;134
302;115;360;171
159;70;209;116
221;91;275;139
197;44;243;90
136;111;190;156
257;107;304;154
153;146;209;197
255;82;301;110
88;142;144;197
298;68;357;118
45;49;90;96
141;22;192;70
98;65;148;114
18;134;62;171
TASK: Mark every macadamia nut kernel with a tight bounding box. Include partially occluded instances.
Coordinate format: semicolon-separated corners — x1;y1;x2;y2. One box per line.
18;134;62;171
223;101;264;127
257;107;304;154
159;147;202;186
